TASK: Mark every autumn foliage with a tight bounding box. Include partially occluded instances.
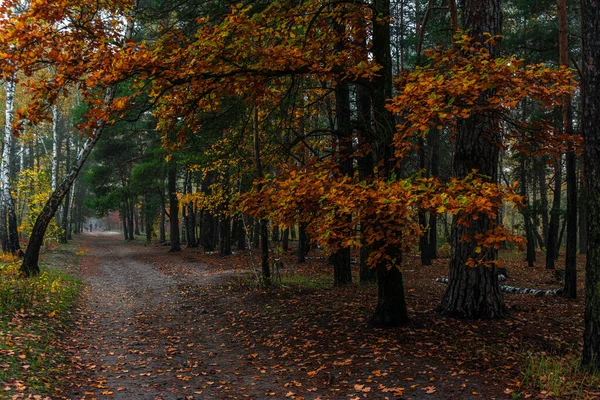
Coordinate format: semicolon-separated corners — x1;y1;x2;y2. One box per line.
239;34;575;269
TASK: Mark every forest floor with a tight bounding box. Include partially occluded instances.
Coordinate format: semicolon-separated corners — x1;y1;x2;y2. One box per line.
54;231;598;399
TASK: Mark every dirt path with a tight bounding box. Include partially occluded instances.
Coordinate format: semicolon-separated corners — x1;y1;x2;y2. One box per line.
61;232;506;400
64;232;260;400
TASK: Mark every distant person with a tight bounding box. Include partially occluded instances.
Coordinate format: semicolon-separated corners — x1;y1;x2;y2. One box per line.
89;222;93;232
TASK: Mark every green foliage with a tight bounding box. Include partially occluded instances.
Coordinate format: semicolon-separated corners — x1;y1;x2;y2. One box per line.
15;168;63;242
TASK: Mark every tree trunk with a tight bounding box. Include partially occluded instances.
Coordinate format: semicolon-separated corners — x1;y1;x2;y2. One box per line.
282;227;289;251
134;201;140;236
356;81;376;284
370;0;409;325
538;159;549;247
579;165;588;255
159;203;166;244
559;0;576;297
298;222;309;263
331;69;353;285
427;127;440;260
546;156;562;268
144;194;153;243
60;137;72;244
121;199;129;240
521;158;536;267
438;0;505;319
128;197;135;240
253;106;270;281
419;137;432;266
1;75;21;254
371;263;408;327
168;163;181;252
581;0;600;368
219;215;232;256
185;171;197;247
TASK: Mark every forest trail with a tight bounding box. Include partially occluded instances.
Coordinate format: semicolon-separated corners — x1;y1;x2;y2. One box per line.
64;232;257;399
61;232;503;400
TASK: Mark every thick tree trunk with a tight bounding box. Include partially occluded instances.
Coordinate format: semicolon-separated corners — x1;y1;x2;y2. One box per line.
168;163;181;252
371;263;408;327
438;0;505;319
581;0;600;368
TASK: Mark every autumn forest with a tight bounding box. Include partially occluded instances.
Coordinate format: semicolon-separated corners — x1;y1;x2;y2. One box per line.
1;0;600;398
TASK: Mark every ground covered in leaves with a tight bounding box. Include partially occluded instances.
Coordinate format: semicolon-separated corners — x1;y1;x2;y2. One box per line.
8;232;598;399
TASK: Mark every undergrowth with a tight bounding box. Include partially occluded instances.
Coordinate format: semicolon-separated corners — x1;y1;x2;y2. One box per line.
0;253;82;398
522;352;600;399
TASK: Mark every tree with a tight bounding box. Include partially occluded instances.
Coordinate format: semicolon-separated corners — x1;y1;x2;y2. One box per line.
369;0;409;327
437;0;505;319
1;73;21;254
167;160;181;252
581;0;600;369
559;0;576;298
5;0;139;276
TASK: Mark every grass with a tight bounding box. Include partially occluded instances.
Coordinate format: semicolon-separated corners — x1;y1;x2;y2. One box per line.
0;253;82;398
522;352;600;399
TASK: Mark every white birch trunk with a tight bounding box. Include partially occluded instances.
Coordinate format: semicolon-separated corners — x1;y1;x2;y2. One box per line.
51;103;59;192
1;74;20;252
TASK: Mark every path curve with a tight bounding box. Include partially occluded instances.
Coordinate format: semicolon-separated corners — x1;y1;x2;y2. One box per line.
64;232;260;400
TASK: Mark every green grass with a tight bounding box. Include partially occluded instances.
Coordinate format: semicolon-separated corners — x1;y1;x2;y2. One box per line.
0;256;82;397
522;352;600;398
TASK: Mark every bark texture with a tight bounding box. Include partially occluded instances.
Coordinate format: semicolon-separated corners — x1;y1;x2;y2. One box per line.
581;0;600;369
438;0;505;319
1;76;21;254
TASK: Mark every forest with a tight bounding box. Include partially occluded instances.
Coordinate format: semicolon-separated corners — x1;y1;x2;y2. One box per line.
1;0;600;398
